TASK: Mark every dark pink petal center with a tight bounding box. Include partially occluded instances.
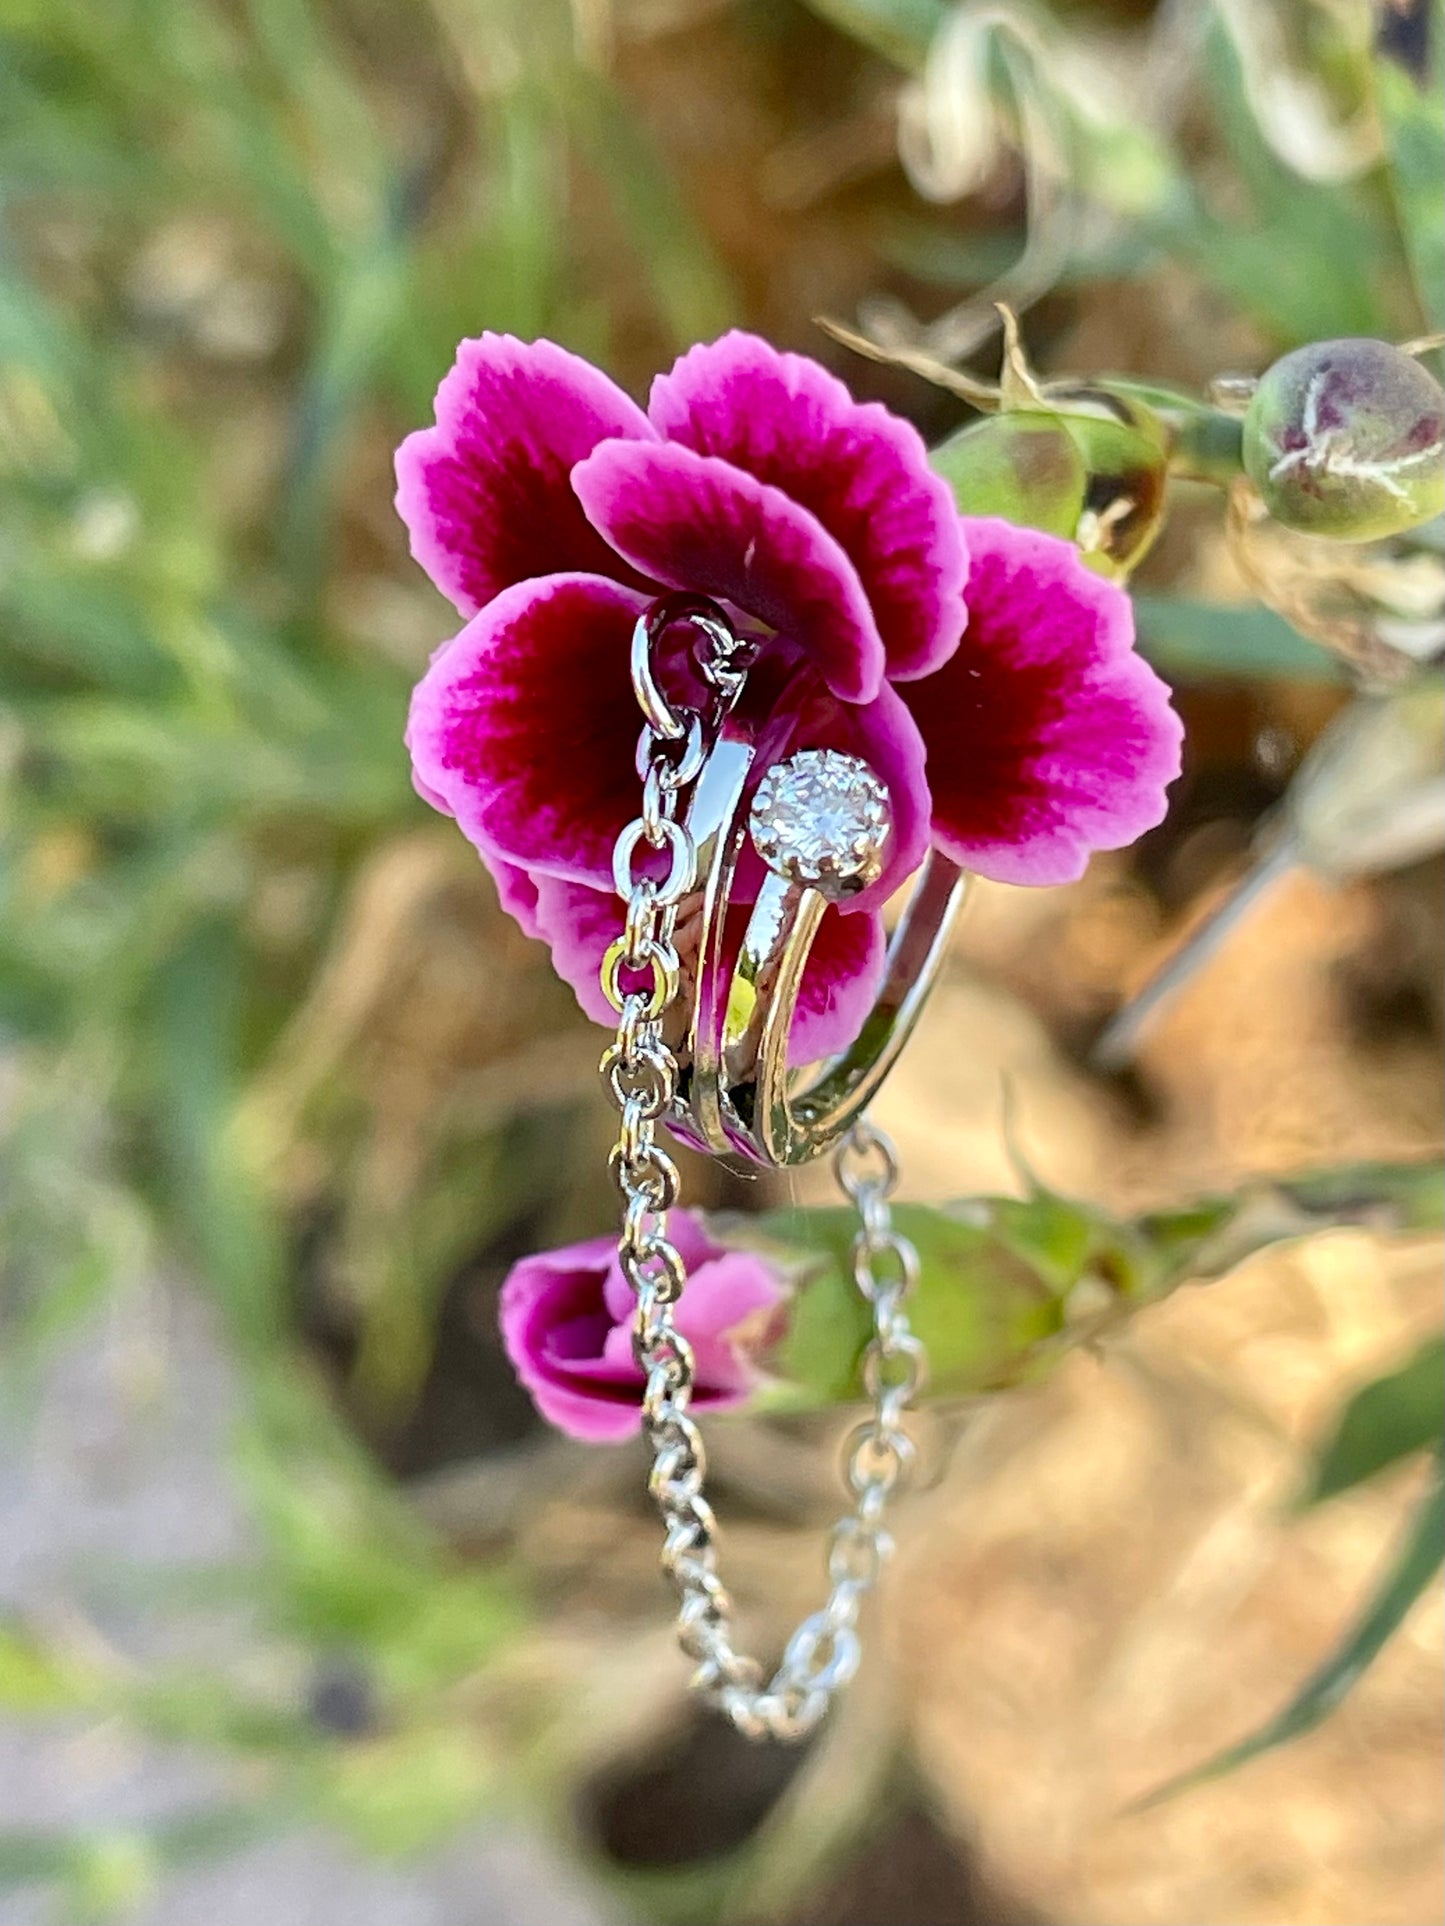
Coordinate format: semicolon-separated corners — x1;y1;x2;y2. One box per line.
406;573;653;887
395;333;658;616
650;332;968;680
573;439;887;703
900;518;1182;886
546;1306;615;1364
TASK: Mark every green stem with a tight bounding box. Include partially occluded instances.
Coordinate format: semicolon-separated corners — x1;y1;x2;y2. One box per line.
1107;379;1246;485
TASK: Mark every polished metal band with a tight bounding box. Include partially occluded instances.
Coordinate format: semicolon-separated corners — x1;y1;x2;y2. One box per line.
630;598;967;1172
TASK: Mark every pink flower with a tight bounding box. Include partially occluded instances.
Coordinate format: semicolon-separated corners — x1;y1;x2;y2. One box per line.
498;1213;784;1443
400;332;1181;1051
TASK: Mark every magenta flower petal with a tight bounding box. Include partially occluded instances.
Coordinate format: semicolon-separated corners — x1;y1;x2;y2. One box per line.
475;843;547;939
483;848;545;939
530;876;621;1028
499;1239;640;1442
406;573;653;886
618;1248;782;1397
499;1217;784;1443
899;518;1183;885
395;333;657;617
650;332;968;680
411;761;455;818
572;440;886;704
666;1247;785;1345
597;1209;721;1325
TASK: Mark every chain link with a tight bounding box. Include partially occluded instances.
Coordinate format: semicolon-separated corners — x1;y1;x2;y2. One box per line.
599;601;926;1742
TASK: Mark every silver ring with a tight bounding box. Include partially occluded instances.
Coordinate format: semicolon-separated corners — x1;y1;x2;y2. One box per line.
666;732;966;1169
612;814;694;905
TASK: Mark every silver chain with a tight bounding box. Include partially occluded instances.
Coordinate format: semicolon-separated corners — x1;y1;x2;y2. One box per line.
599;608;927;1742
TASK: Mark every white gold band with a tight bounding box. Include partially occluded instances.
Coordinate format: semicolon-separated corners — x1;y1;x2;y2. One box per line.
668;726;966;1170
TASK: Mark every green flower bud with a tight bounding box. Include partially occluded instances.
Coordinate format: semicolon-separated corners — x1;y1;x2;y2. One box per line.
932;386;1169;578
1243;338;1445;542
930;412;1087;543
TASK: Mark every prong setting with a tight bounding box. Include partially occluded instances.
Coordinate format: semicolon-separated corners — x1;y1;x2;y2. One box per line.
748;749;892;899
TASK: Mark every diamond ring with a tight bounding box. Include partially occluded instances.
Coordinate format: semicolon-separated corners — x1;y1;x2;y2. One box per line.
669;729;965;1169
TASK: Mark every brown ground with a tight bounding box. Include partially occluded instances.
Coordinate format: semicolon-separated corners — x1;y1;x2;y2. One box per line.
436;848;1442;1926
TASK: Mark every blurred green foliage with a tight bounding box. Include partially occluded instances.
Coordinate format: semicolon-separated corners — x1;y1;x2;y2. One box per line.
0;0;733;1371
1;0;1443;1911
759;1160;1445;1408
809;0;1443;341
1;0;730;1900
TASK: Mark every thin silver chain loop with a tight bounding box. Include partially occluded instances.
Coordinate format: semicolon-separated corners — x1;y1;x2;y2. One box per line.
598;600;927;1742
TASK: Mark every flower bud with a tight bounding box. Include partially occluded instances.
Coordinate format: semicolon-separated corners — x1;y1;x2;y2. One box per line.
932;388;1169;577
1243;338;1445;541
930;412;1086;543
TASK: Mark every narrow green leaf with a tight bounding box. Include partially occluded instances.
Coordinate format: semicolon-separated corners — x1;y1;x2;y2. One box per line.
1275;1159;1445;1233
1137;1460;1445;1806
799;0;946;71
1133;595;1347;684
1374;43;1445;332
146;916;285;1346
1299;1334;1445;1507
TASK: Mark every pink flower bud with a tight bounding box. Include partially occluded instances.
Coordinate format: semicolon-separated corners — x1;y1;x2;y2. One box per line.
499;1211;786;1442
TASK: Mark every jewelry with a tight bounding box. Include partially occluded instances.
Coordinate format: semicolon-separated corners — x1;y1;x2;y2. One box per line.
600;594;963;1740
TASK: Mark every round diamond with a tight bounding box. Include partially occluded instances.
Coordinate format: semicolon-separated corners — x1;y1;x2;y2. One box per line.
748;749;892;897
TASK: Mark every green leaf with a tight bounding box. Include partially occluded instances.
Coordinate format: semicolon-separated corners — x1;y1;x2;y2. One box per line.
799;0;946;71
932;413;1089;541
757;1183;1186;1408
756;1199;1058;1406
1299;1334;1445;1508
747;1161;1444;1412
1132;595;1348;684
1374;43;1445;332
1138;1458;1445;1805
1275;1158;1445;1233
0;1620;98;1713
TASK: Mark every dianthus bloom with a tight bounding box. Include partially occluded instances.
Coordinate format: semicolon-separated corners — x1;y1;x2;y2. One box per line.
499;1213;784;1442
400;330;1181;1057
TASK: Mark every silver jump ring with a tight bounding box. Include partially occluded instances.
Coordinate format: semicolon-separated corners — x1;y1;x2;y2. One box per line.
630;593;741;741
636;715;707;790
612;815;694;906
